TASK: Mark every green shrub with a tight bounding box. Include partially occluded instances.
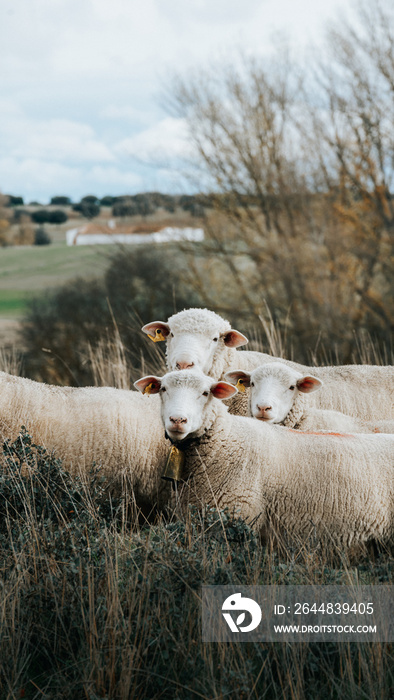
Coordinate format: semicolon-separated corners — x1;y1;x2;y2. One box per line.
22;276;111;384
21;246;203;385
100;195;116;206
0;430;392;699
6;194;24;206
50;196;71;205
48;209;68;224
31;210;50;223
34;227;51;245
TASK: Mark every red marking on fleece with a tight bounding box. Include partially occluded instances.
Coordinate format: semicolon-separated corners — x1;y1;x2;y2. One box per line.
288;429;352;438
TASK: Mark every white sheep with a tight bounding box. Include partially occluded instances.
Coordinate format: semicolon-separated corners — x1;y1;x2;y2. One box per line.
0;371;169;509
224;363;394;433
141;308;394;421
135;369;394;549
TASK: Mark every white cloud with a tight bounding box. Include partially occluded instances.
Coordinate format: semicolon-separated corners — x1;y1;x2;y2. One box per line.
0;156;145;202
0;0;353;200
87;165;142;189
10;120;115;164
0;157;81;199
115;117;192;162
100;104;156;126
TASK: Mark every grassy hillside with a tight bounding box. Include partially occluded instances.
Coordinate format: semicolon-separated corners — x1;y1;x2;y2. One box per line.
0;206;203;348
0;241;115;295
0;240;117;345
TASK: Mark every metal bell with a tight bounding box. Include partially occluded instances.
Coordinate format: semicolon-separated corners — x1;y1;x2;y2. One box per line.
162;445;185;485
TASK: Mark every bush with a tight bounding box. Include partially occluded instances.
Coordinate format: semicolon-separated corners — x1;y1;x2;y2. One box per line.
31;210;50;223
81;194;99;205
78;201;100;219
48;209;68;224
22;276;111;384
6;194;24;206
112;199;138;217
100;195;116;206
72;196;100;219
0;429;392;699
21;246;204;385
31;210;68;224
50;196;71;205
34;227;52;245
13;222;34;245
12;208;31;222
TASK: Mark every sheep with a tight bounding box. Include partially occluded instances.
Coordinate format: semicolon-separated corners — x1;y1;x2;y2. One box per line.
141;307;394;421
0;371;170;509
134;369;394;549
224;363;394;433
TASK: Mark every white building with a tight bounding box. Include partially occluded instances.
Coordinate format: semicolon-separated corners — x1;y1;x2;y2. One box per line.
66;223;204;246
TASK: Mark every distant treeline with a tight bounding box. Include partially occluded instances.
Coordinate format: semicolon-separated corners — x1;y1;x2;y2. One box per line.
4;192;212;221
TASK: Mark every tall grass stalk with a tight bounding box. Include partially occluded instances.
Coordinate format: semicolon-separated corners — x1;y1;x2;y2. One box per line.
0;430;392;700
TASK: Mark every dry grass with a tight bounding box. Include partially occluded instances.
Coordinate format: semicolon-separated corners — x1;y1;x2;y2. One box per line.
0;331;392;698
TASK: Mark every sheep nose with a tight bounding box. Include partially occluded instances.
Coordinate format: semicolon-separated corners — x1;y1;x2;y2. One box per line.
169;416;188;425
257;405;272;418
176;361;194;370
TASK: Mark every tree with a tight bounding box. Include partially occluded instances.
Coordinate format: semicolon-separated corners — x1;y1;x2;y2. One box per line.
302;0;394;357
6;195;24;206
50;196;71;205
80;202;100;219
31;210;50;224
112;198;138;217
167;55;324;356
72;196;100;219
48;210;68;224
34;227;52;245
166;5;394;363
81;195;99;205
100;195;116;206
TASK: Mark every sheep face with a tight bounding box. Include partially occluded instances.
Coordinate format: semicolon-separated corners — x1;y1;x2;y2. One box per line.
141;308;248;375
134;370;237;441
224;363;323;423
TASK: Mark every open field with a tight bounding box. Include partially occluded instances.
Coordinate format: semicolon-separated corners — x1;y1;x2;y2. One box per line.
0;240;117;345
0;207;204;348
0;241;115;294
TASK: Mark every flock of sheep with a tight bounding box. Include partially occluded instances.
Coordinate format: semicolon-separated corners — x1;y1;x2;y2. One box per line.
1;307;394;551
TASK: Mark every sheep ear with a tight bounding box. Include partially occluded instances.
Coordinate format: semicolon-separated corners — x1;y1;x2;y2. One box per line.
134;376;162;394
223;330;249;348
223;370;251;393
210;381;238;400
296;375;323;393
141;321;170;342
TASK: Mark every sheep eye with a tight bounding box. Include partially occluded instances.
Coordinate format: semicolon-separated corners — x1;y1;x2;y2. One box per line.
161;387;166;392
289;385;295;391
213;337;218;342
170;332;174;338
202;391;209;396
251;382;254;387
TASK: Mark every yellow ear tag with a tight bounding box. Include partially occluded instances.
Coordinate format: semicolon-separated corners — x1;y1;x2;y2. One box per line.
236;378;246;393
143;382;155;395
147;328;165;343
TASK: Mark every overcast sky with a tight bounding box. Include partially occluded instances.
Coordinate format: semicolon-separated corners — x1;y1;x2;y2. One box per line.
0;0;352;203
